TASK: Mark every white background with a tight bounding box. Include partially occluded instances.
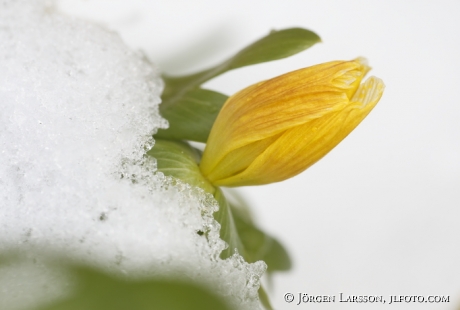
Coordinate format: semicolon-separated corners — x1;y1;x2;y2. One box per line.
57;1;460;309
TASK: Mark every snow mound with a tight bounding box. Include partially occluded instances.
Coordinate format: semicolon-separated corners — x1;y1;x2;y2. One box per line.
0;1;265;309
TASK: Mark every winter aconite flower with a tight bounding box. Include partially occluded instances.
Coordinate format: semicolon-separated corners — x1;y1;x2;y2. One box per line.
199;58;384;187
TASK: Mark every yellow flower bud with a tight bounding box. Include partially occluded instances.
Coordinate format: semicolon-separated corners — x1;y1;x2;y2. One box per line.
200;58;384;187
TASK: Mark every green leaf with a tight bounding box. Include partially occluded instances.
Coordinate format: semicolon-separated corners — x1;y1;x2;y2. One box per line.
0;254;12;266
259;286;274;310
230;204;291;273
37;265;234;310
213;191;275;310
223;191;292;273
156;88;227;143
225;27;322;70
162;28;321;100
260;235;292;273
147;139;215;194
213;188;247;259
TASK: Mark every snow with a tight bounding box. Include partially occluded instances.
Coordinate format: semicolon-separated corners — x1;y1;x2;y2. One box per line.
0;1;265;309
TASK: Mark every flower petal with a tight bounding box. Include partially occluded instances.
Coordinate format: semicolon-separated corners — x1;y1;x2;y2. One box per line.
212;77;384;186
201;59;370;176
204;133;282;182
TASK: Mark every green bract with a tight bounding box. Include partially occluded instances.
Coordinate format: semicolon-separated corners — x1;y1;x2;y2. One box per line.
147;139;214;194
